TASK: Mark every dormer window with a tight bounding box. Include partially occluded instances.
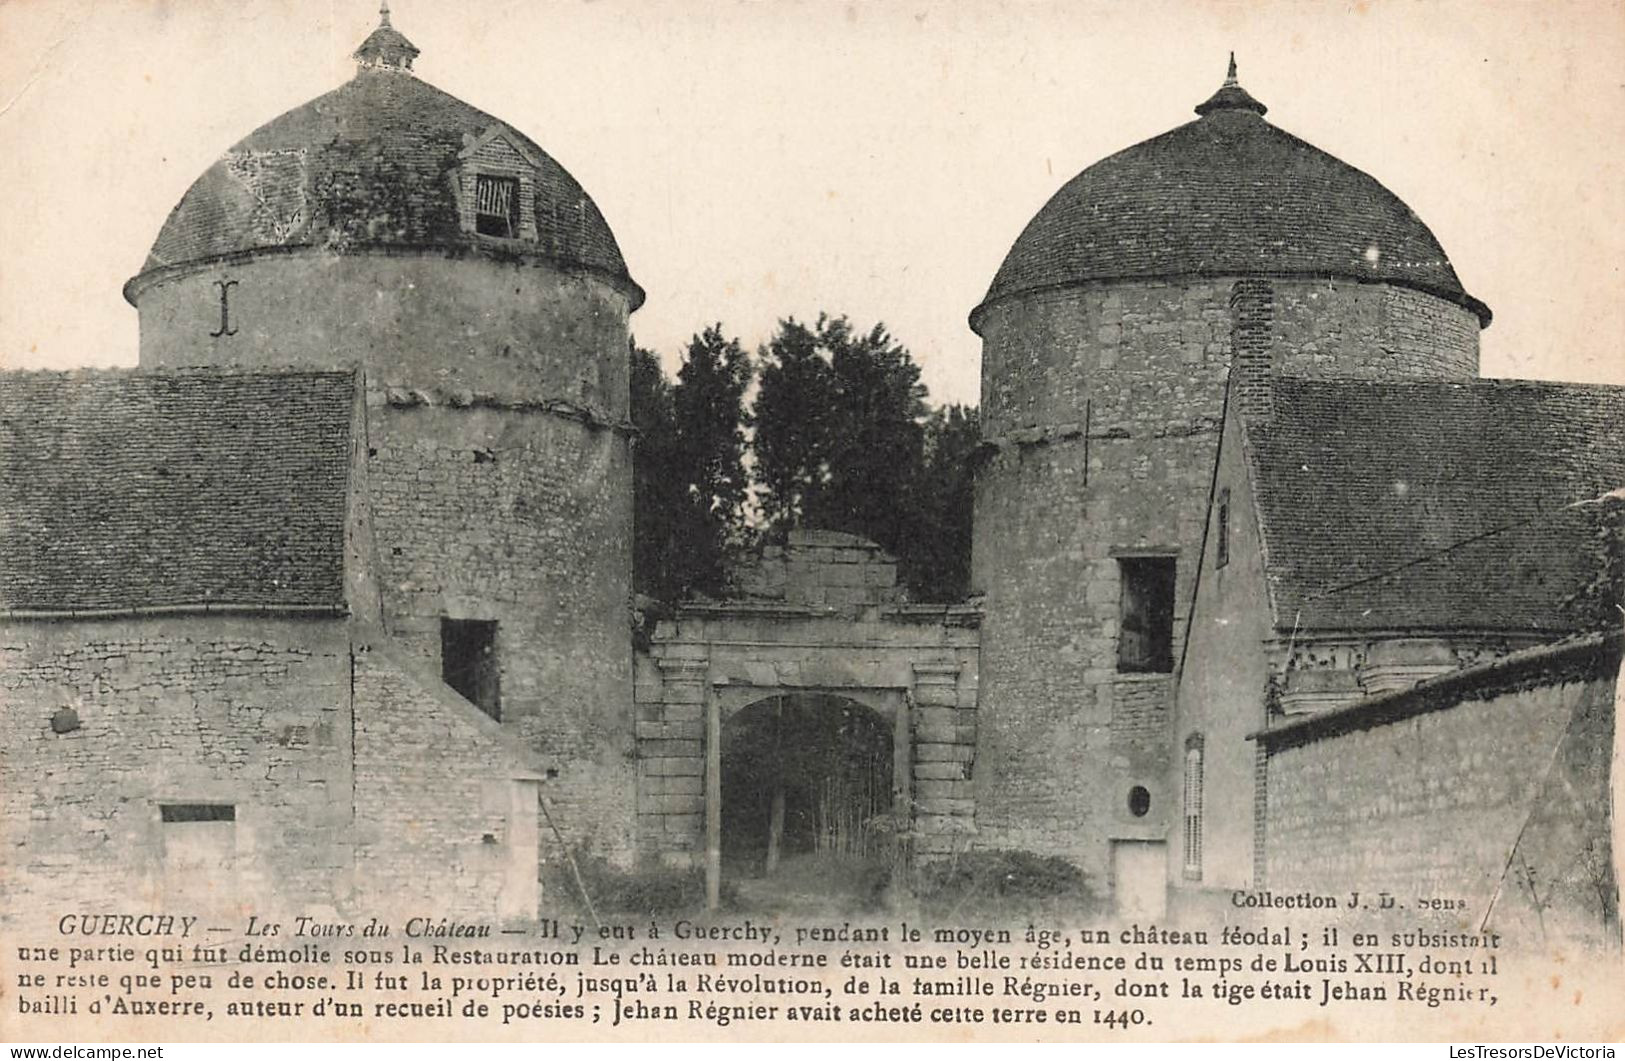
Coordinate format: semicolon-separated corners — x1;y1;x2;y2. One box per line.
456;127;541;242
475;175;521;238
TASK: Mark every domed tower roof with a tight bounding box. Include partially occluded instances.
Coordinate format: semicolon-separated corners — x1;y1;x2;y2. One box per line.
972;57;1489;331
125;4;642;308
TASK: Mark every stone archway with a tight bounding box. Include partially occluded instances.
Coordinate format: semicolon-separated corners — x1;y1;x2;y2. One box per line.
720;693;897;909
631;531;982;908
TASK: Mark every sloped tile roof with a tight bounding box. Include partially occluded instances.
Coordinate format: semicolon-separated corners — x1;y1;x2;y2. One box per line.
1245;377;1625;633
974;72;1488;329
130;67;640;307
0;370;355;614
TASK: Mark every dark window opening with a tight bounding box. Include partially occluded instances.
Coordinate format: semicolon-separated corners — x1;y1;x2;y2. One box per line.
1118;556;1176;673
161;804;235;823
1215;488;1231;569
442;618;501;720
474;175;520;238
1128;785;1151;818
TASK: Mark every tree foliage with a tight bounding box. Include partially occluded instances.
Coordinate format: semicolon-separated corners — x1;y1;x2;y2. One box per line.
628;339;684;602
672;325;753;595
905;404;981;603
629;328;753;602
752;317;837;533
633;315;980;606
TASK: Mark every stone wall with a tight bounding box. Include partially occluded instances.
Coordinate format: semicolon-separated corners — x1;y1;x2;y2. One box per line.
0;614;553;928
972;275;1481;888
137;255;640;866
1271;281;1480;380
361;400;636;862
972;431;1204;876
726;529;905;610
350;637;542;922
1261;636;1619;944
0;616;354;924
137;253;631;414
1169;403;1274;890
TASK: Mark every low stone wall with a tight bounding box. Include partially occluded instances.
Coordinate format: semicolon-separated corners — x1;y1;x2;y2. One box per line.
1259;634;1619;944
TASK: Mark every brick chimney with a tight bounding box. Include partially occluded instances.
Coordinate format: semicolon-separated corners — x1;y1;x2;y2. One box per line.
1229;278;1275;420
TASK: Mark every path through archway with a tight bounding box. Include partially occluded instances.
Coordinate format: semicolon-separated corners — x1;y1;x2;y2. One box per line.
721;693;895;911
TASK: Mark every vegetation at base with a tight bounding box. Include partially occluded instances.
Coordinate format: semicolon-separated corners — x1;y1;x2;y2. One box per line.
542;851;736;917
909;849;1101;919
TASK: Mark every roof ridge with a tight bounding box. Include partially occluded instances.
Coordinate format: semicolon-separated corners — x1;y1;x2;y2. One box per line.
0;366;359;382
1273;374;1625;396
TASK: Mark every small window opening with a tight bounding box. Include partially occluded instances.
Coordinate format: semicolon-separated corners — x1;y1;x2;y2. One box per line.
161;804;235;823
1215;488;1231;569
1128;785;1151;818
475;175;520;238
442;618;501;721
1117;556;1176;673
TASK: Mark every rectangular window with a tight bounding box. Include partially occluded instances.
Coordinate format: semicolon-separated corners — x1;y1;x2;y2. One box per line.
1215;488;1231;569
442;618;501;721
475;175;520;238
1118;556;1176;673
161;803;235;823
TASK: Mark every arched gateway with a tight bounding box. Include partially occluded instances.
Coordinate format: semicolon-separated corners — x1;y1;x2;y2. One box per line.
633;532;981;907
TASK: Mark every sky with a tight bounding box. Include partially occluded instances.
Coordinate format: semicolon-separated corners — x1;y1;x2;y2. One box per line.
0;0;1621;405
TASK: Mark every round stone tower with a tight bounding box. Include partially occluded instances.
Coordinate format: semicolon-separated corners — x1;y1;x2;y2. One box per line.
126;8;643;856
968;59;1490;882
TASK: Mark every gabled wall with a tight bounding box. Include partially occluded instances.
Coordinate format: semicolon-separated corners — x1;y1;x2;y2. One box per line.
1171;390;1274;891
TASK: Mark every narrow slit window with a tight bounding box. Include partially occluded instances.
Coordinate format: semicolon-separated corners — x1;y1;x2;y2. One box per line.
474;175;520;238
442;618;501;721
161;803;235;822
1117;556;1176;673
1182;741;1204;880
1216;488;1231;569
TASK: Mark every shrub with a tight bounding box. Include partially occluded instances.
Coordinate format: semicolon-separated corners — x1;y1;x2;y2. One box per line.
913;848;1099;917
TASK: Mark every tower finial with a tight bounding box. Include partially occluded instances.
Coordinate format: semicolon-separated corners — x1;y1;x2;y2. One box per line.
380;1;391;27
1195;53;1267;118
354;0;419;72
1226;52;1238;86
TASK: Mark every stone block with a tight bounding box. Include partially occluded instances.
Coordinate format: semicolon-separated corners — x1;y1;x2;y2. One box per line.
913;761;969;781
822;563;866;588
916;797;975;817
663;814;703;836
914;779;975;800
864;564;898;587
913;682;959;708
635;720;704;741
646;794;705;816
643;774;703;796
915;743;974;763
642;757;704;777
662;682;705;705
659;703;704;723
639;738;702;759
